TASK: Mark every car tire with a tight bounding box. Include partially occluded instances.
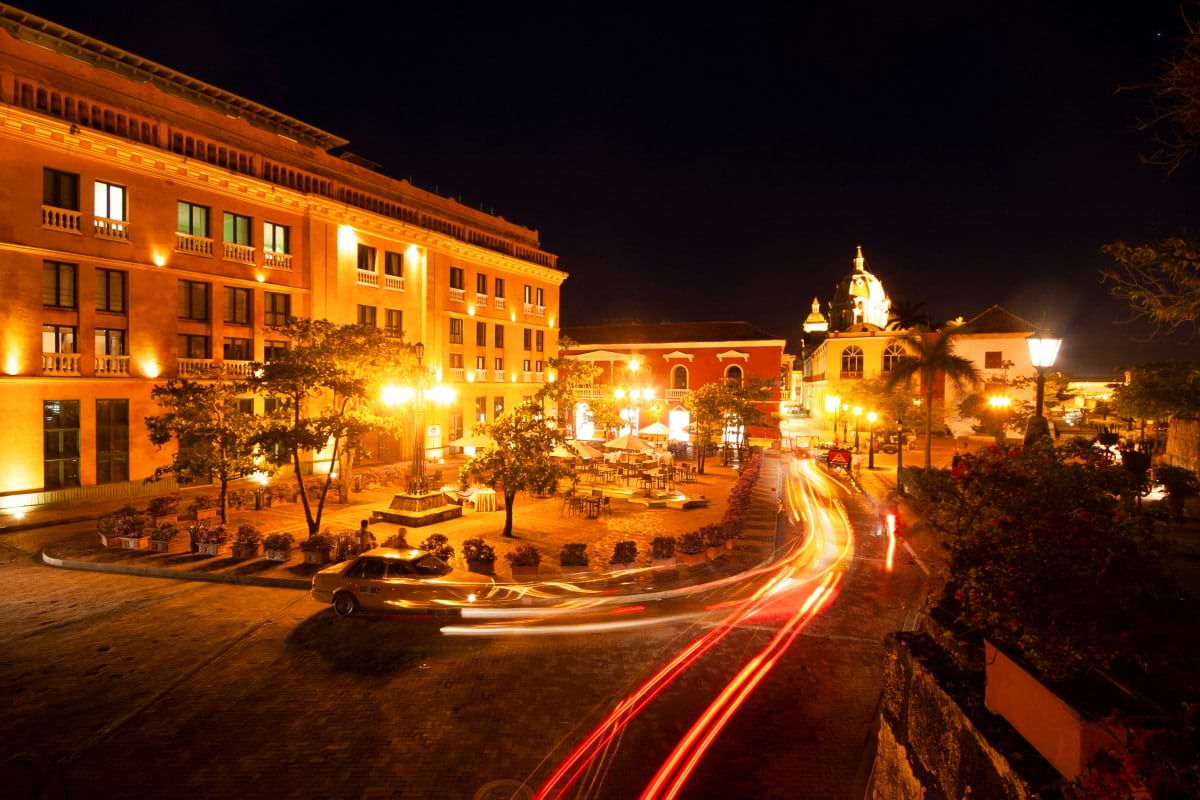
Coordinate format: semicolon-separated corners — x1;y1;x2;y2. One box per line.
333;592;358;618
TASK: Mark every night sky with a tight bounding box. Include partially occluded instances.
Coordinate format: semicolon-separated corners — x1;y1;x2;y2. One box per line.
24;0;1200;374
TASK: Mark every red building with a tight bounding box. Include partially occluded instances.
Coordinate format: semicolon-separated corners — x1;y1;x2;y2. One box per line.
559;321;793;445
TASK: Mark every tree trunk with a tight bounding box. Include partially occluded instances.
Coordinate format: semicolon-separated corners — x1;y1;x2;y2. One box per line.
503;490;516;537
338;447;355;504
218;478;229;525
293;448;317;536
313;437;340;535
924;381;934;469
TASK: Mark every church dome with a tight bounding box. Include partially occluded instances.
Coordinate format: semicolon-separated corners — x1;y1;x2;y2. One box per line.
830;246;891;331
802;297;828;333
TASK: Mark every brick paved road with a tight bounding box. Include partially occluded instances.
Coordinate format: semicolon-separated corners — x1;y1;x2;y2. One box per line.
0;456;924;800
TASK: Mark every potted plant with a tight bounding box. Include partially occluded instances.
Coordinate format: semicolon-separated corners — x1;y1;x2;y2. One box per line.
148;521;184;553
651;536;676;568
116;512;150;550
147;493;180;525
702;524;726;559
505;543;542;581
189;495;217;521
1154;464;1199;516
262;532;295;562
419;533;455;563
231;523;262;559
194;522;229;556
610;540;638;570
98;515;119;547
559;543;589;576
677;531;706;567
300;533;333;565
462;537;496;575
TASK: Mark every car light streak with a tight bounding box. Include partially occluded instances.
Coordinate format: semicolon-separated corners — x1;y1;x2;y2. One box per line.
885;512;897;572
441;612;705;637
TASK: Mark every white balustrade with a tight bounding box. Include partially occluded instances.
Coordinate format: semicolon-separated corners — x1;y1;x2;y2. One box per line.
494;297;506;311
449;368;465;382
94;217;130;242
449;287;465;303
42;352;81;375
665;389;690;401
384;273;405;291
475;293;489;307
95;355;130;377
535;372;545;383
522;371;533;382
494;369;508;382
223;360;254;377
536;305;546;318
176;232;213;257
223;242;255;265
178;358;216;377
475;369;488;382
356;269;379;287
42;205;81;234
523;302;534;315
263;250;292;271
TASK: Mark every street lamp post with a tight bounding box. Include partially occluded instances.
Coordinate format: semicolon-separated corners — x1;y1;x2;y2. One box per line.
841;403;850;443
867;411;878;469
824;394;840;443
852;406;862;451
1025;332;1062;443
410;342;427;489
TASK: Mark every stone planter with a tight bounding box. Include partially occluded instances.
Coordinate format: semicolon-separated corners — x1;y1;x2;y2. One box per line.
149;537;185;553
560;564;590;577
302;548;331;566
120;536;148;550
467;559;495;575
98;532;119;548
984;640;1123;781
706;545;723;559
264;547;291;562
197;541;227;557
510;564;539;581
679;551;707;567
231;543;261;560
609;561;635;571
651;557;677;569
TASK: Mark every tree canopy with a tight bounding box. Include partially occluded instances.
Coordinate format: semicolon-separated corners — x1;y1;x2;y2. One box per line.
1113;361;1200;421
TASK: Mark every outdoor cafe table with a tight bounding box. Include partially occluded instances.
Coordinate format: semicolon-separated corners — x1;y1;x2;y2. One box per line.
473;488;497;512
581;496;602;518
596;466;617;483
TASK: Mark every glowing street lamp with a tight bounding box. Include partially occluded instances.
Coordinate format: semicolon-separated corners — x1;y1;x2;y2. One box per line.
1026;331;1062;442
824;394;840;441
380;341;456;494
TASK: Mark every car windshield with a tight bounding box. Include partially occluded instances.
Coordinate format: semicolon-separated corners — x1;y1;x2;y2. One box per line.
413;554;450;576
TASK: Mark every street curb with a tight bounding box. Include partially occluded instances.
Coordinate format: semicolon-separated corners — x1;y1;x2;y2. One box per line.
0;513;104;535
39;550;311;590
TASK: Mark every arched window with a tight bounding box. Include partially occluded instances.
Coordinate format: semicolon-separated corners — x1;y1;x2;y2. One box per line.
671;365;689;390
840;346;864;377
725;365;743;385
882;342;905;373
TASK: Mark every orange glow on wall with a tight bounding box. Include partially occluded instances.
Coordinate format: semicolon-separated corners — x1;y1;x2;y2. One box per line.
141;360;161;379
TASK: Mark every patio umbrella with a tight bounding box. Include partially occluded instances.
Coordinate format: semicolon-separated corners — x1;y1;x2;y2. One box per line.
569;440;604;460
449;433;496;449
604;433;653;452
549;444;577;459
638;422;672;438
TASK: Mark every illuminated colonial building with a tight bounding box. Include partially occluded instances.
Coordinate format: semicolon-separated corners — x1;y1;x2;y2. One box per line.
0;8;565;507
559;322;793;446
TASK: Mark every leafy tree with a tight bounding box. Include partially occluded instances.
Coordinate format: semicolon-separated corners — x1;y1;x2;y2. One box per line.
582;395;624;440
461;400;568;537
146;369;263;524
250;319;414;536
884;328;982;468
1103;238;1200;338
534;339;601;435
683;382;727;474
723;376;774;455
887;298;932;330
956;360;1034;445
1113;361;1200;420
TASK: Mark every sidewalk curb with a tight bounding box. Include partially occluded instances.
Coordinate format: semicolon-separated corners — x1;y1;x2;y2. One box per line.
39;550;312;590
1;513;104;535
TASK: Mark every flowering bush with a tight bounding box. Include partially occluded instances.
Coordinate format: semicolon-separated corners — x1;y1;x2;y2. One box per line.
1071;705;1200;800
299;533;332;552
610;540;638;565
192;522;228;544
263;533;295;551
462;537;496;563
560;543;588;566
920;441;1170;681
651;536;676;559
677;531;704;555
150;521;179;542
113;513;148;538
234;523;261;547
505;544;541;567
419;533;455;562
701;524;726;548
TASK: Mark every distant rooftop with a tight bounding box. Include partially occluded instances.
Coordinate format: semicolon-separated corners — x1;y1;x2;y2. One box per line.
561;320;786;346
953;305;1038;335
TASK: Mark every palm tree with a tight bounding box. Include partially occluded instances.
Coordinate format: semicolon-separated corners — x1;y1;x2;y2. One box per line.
887;299;932;330
884;328;981;468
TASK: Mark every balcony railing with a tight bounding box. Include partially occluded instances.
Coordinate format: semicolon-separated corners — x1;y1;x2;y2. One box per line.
356;269;379;287
263;250;292;271
536;305;546;318
95;354;130;377
535;371;545;383
474;368;488;383
42;352;80;376
223;242;255;265
840;371;863;380
42;205;81;234
665;388;690;401
384;273;405;291
575;386;604;400
475;292;489;307
494;369;508;383
94;217;130;242
449;287;465;303
178;358;215;377
523;302;534;315
449;367;465;382
223;360;255;377
176;232;213;257
494;297;506;311
523;371;533;382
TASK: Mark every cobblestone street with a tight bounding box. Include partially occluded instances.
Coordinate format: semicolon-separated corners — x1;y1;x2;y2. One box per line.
0;456;925;800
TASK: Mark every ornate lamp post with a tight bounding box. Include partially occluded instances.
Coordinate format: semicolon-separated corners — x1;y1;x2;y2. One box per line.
1025;332;1062;443
867;410;878;469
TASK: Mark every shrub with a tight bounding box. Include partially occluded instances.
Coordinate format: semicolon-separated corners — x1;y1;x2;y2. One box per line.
113;513;147;538
234;523;261;546
150;521;179;541
559;543;588;566
419;533;455;562
505;544;541;568
263;533;295;551
299;533;332;552
651;536;675;559
189;495;217;512
610;540;637;565
701;524;726;548
677;531;704;555
461;537;496;563
1155;464;1199;506
147;493;181;518
192;522;228;544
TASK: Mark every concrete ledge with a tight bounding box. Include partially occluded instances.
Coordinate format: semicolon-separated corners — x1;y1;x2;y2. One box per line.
40;550;311;590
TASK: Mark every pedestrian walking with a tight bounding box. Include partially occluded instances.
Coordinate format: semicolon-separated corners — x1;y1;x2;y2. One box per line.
356;519;376;553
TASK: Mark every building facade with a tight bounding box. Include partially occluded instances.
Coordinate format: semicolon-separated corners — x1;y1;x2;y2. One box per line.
0;8;565;507
559;321;792;445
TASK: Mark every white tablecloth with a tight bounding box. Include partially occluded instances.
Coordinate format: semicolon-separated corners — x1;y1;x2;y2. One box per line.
473;488;497;512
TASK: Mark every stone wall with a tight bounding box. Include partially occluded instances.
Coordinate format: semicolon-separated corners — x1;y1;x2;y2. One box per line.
871;632;1061;800
1166;415;1200;472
